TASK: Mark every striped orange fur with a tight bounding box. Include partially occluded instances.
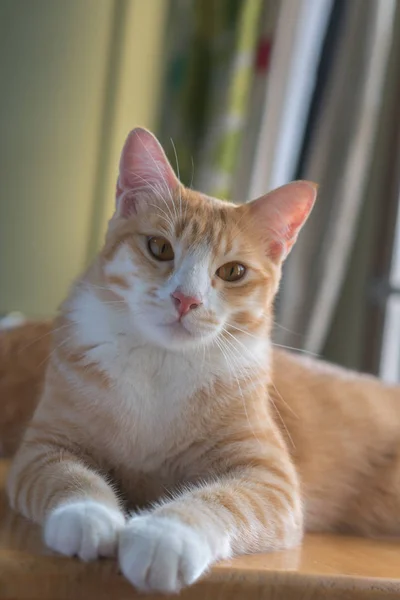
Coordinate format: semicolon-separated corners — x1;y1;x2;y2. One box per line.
4;128;400;593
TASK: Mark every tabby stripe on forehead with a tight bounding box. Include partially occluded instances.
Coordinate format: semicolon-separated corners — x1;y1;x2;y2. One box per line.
191;220;199;238
174;218;185;238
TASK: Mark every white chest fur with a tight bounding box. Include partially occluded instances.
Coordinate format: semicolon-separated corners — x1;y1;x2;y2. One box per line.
97;341;212;471
63;288;221;469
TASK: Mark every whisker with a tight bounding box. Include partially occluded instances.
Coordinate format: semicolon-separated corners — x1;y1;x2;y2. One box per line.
36;333;76;369
80;282;112;293
220;329;296;449
221;328;265;371
269;380;299;419
169;138;183;221
148;203;174;231
17;322;73;355
227;210;254;246
273;321;302;337
225;322;262;340
268;393;296;450
215;336;264;449
189;155;195;189
272;342;319;357
135;132;179;220
125;172;175;222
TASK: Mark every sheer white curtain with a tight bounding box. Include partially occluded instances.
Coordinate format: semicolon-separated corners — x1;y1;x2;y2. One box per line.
246;0;333;198
247;0;396;355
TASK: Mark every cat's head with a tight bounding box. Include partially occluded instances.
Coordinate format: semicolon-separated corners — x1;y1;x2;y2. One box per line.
100;128;317;351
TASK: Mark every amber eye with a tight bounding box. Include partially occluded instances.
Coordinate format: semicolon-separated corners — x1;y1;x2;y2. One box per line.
147;236;174;261
216;262;246;282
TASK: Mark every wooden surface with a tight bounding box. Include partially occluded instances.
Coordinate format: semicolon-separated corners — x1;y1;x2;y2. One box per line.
0;460;399;599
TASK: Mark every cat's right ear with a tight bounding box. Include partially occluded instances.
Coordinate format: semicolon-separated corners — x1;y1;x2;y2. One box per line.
115;128;180;218
248;181;318;262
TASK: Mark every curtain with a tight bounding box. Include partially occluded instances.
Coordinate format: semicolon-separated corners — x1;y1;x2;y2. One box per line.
158;0;263;199
275;0;397;354
246;0;333;199
194;0;262;198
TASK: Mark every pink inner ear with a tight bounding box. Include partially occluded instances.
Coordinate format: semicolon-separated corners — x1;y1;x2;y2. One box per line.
250;181;318;261
116;128;179;214
115;177;138;218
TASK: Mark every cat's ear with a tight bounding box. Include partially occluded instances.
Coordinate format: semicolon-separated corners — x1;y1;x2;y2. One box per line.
249;181;318;262
115;128;179;217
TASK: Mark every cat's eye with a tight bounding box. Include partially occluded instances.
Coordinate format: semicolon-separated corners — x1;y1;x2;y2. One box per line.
216;262;246;282
147;236;174;261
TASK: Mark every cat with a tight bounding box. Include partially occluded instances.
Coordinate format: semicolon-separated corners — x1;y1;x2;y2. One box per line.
0;319;50;457
3;127;400;594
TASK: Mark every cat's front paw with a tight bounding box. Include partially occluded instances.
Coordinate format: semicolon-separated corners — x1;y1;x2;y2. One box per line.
119;515;213;593
44;500;125;561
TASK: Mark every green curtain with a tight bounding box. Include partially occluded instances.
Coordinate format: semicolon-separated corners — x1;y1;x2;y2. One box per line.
158;0;263;199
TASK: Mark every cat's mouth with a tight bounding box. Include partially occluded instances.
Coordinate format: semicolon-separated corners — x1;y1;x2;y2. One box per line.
160;319;194;338
156;315;217;345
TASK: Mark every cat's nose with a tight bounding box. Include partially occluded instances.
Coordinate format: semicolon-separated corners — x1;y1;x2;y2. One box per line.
171;290;202;317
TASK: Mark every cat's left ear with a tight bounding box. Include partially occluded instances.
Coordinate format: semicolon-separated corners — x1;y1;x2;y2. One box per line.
115;128;180;217
248;181;318;262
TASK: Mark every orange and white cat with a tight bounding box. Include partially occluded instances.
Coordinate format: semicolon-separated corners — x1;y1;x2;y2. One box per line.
3;128;400;594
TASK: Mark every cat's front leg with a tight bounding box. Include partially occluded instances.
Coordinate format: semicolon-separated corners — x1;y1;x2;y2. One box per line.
8;436;125;561
119;430;302;593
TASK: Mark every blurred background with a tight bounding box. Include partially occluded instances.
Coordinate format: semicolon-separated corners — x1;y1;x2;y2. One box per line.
1;0;400;380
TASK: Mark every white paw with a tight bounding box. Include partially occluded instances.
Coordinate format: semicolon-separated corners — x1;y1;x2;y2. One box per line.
44;501;125;561
119;515;213;593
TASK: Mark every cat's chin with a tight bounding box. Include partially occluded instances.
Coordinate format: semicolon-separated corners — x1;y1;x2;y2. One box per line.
141;320;216;352
159;321;209;348
161;320;194;338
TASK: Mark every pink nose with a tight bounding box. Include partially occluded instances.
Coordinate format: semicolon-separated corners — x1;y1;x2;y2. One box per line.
171;290;202;317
